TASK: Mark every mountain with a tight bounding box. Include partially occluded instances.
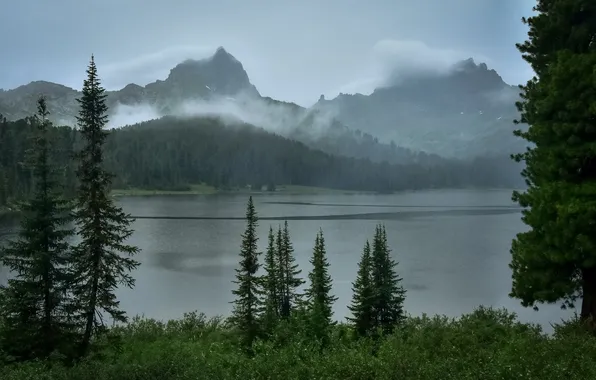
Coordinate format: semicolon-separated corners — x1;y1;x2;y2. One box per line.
0;47;259;123
0;48;449;167
313;58;524;158
0;48;525;166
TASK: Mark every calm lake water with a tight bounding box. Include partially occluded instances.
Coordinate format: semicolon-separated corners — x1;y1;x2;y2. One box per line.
0;189;571;330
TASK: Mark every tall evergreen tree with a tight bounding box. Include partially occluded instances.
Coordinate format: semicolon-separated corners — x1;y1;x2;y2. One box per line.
347;240;375;337
70;56;140;357
510;0;596;321
305;229;337;343
278;221;304;318
230;196;262;348
261;226;280;333
370;225;406;334
0;96;75;360
275;226;285;316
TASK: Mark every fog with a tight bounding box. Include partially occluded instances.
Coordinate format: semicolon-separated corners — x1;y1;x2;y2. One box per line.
107;92;340;142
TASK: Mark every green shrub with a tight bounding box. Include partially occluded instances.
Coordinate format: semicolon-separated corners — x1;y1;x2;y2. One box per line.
2;307;596;380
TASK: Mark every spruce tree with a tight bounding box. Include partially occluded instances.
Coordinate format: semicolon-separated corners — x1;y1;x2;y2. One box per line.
370;224;406;334
347;240;375;337
510;0;596;321
278;221;304;318
0;96;75;360
230;196;262;348
275;225;285;315
70;56;140;357
305;229;337;343
261;226;280;333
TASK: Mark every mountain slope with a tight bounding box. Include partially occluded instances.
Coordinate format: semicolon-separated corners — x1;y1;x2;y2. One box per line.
312;58;524;158
0;47;259;123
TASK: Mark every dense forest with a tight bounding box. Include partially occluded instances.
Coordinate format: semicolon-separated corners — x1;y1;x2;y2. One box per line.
0;113;523;210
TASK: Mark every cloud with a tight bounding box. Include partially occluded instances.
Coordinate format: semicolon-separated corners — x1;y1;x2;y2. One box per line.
106;94;300;132
105;91;339;142
328;39;489;96
108;103;161;128
100;45;216;90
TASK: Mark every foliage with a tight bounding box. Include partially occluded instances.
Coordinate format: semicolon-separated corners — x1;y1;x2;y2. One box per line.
510;0;596;320
347;240;375;337
261;226;280;334
277;221;304;318
370;225;406;334
0;97;75;361
305;229;338;345
230;196;262;348
3;308;596;380
70;57;140;357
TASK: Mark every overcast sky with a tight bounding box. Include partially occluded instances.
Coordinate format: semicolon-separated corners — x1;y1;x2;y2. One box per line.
1;0;535;106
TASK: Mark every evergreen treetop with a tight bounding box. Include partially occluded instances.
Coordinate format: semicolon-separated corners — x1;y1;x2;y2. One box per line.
306;229;337;324
370;224;406;333
261;225;280;331
347;240;374;337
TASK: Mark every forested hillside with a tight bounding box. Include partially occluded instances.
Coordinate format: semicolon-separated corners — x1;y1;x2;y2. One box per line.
0;114;523;210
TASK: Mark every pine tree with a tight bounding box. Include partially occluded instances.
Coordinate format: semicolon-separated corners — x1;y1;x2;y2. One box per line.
278;221;304;318
370;224;406;334
70;56;140;357
0;96;75;360
261;226;280;333
230;196;262;348
510;0;596;321
275;225;285;316
305;229;337;344
347;240;375;337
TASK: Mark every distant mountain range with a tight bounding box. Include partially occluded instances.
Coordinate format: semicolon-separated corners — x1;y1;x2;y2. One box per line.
0;46;526;160
313;58;523;158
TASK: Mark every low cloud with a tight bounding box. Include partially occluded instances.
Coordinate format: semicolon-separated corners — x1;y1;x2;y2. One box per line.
101;45;216;90
108;103;161;128
106;93;338;140
328;39;488;96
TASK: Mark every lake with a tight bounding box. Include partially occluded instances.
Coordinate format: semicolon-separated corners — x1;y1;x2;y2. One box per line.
0;189;571;330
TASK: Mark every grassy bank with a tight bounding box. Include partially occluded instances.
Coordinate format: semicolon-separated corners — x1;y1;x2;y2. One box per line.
110;184;374;197
2;307;596;380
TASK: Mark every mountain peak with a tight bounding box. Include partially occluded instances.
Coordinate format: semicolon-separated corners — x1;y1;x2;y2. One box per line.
213;46;234;59
157;46;258;98
453;57;489;72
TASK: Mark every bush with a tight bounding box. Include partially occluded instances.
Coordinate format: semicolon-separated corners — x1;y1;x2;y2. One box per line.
2;307;596;379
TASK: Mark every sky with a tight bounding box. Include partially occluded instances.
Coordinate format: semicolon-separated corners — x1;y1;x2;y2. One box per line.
1;0;536;107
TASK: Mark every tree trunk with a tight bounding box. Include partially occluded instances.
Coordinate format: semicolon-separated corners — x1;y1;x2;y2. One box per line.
580;267;596;323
